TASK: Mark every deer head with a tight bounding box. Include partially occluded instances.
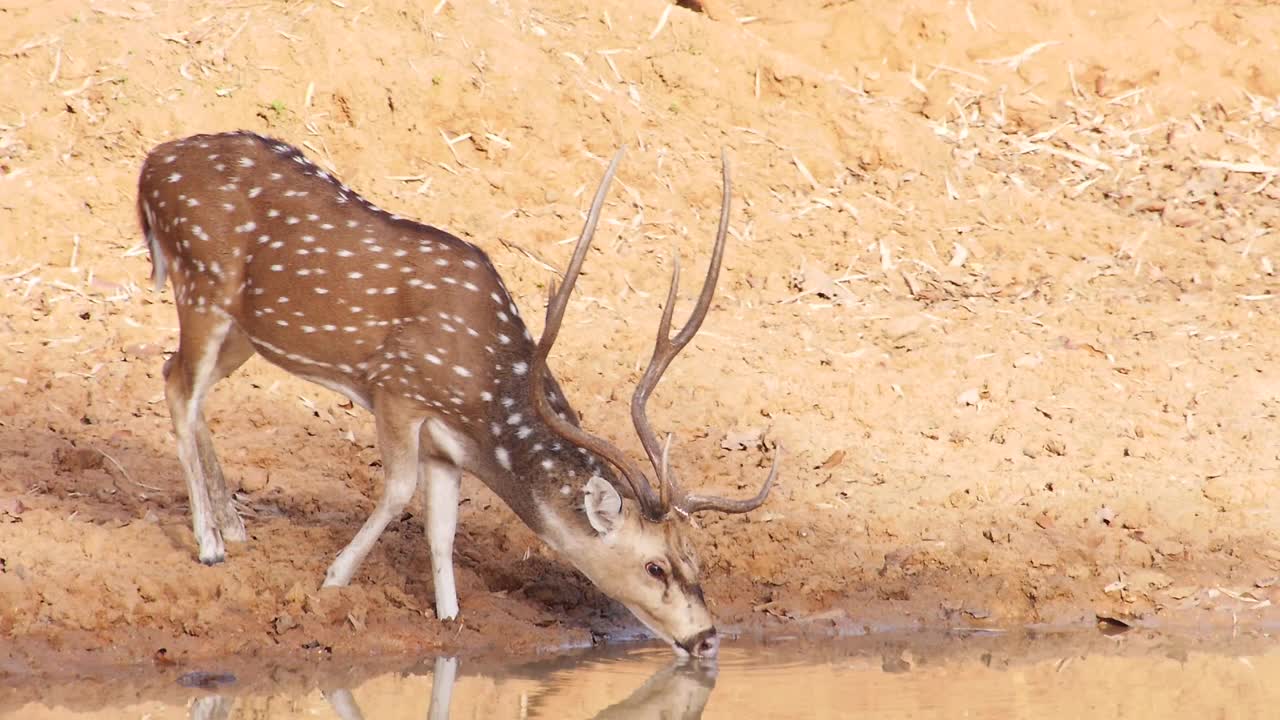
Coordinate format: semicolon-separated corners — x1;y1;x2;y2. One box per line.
528;148;780;658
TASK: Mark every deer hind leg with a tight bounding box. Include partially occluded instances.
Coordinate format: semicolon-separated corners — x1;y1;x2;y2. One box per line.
420;457;461;621
164;314;237;565
195;326;256;543
323;395;424;588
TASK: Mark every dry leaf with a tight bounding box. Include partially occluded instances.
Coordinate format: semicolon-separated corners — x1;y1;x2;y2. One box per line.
818;450;845;470
1013;353;1043;368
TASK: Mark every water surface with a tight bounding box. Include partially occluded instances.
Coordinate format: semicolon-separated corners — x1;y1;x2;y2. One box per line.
8;629;1279;719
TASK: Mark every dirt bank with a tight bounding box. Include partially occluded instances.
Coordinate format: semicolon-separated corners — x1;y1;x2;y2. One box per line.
3;0;1280;675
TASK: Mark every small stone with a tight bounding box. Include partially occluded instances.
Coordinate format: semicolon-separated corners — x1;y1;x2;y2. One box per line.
947;489;976;509
272;612;298;634
0;497;25;517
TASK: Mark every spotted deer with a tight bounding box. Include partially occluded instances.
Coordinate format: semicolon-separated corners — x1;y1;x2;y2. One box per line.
137;131;778;658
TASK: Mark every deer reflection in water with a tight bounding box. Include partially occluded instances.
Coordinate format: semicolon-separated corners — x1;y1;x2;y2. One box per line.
187;654;717;720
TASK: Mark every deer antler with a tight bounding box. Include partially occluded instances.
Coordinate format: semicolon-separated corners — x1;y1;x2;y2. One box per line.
531;147;667;519
630;149;777;516
533;147;778;521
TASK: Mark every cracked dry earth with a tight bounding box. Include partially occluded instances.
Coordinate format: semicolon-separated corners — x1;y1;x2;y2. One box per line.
3;0;1280;689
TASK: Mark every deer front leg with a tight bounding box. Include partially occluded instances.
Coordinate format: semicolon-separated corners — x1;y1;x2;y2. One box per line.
323;405;424;588
421;458;461;621
428;656;460;720
322;689;366;720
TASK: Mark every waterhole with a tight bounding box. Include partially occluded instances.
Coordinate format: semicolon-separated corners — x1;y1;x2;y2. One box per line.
6;629;1277;718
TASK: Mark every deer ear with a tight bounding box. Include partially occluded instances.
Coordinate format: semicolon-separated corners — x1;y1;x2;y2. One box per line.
583;475;625;536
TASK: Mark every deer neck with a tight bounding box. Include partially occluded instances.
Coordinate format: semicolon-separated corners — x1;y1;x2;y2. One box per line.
466;401;617;539
420;316;610;539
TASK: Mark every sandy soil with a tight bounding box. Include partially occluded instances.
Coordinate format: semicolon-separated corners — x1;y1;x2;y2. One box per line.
3;0;1280;677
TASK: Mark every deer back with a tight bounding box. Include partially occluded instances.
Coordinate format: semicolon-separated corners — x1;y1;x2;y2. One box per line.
138;131;605;506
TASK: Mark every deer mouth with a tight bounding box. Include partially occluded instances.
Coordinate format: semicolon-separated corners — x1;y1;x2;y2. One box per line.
676;628;720;659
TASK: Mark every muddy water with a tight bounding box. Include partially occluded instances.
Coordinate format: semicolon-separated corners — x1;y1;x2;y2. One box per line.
6;630;1280;719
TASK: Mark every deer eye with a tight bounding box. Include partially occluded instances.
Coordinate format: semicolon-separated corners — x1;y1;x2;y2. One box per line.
645;562;666;581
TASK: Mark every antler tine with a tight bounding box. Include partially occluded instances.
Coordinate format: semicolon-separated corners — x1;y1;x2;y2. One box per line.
658;432;675;510
677;446;781;515
630;149;734;479
531;147;666;518
628;150;778;516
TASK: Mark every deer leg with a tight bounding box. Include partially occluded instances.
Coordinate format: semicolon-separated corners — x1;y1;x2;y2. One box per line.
421;458;461;620
189;695;236;720
322;689;365;720
194;327;256;543
427;656;460;720
323;401;424;588
164;316;234;565
194;422;246;542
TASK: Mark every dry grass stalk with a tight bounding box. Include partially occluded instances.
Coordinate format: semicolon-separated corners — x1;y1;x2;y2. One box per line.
976;40;1060;71
793;156;819;191
649;3;673;40
499;238;559;274
1198;159;1280;175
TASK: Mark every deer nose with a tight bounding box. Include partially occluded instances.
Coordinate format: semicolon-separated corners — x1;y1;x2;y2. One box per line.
685;628;719;659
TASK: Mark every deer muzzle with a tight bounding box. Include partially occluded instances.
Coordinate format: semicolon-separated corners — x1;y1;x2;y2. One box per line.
678;627;720;659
